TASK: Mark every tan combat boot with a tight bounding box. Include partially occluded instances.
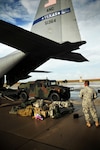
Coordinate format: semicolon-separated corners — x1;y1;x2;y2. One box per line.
86;122;91;128
95;122;99;127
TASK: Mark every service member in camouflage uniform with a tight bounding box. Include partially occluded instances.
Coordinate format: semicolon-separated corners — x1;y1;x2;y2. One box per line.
80;80;99;127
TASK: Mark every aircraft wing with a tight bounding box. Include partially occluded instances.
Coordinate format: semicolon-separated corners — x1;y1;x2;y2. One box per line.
0;20;88;86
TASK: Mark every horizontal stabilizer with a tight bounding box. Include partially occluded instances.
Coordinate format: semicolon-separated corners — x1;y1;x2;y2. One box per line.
53;52;88;62
60;41;86;52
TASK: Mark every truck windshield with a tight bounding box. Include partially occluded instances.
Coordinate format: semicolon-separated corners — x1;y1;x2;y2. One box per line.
45;80;57;86
50;81;58;85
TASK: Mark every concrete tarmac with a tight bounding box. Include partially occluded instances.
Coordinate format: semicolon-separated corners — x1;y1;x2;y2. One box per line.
0;98;100;150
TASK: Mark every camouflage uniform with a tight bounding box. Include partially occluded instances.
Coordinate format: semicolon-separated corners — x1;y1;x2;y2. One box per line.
80;86;98;123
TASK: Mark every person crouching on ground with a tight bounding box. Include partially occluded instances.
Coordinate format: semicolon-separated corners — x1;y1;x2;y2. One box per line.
79;80;99;128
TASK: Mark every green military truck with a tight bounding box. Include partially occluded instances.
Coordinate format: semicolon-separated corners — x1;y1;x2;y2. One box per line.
18;79;70;102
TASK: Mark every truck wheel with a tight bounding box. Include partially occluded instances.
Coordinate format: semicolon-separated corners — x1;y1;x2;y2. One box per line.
49;93;60;101
19;92;28;102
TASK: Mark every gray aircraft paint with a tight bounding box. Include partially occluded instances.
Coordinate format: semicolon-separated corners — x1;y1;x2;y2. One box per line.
0;0;86;86
0;51;25;78
31;0;81;43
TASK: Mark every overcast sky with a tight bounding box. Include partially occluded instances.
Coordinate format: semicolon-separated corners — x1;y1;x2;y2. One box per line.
0;0;100;82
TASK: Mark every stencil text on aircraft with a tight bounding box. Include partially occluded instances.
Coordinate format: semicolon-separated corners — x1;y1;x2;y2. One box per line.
44;0;56;8
33;8;71;25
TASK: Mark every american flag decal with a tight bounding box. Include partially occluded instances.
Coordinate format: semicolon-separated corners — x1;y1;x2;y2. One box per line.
44;0;56;8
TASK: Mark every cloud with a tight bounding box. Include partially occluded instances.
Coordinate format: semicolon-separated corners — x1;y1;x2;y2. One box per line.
73;0;100;31
20;0;40;15
0;0;40;25
0;1;25;24
72;0;100;65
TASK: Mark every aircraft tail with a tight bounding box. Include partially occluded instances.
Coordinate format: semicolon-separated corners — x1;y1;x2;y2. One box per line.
31;0;81;43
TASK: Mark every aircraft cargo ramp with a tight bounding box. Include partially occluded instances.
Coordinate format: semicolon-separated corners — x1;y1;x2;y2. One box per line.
0;98;100;150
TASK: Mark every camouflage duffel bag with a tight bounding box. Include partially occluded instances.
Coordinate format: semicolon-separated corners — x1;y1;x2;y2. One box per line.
17;105;33;116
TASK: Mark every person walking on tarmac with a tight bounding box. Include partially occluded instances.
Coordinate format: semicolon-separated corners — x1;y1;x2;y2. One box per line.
80;80;99;128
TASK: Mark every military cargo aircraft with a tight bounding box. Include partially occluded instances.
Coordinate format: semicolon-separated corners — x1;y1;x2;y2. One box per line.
0;0;87;87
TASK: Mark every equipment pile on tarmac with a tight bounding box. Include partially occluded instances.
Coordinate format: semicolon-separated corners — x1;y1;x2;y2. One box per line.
9;99;74;120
